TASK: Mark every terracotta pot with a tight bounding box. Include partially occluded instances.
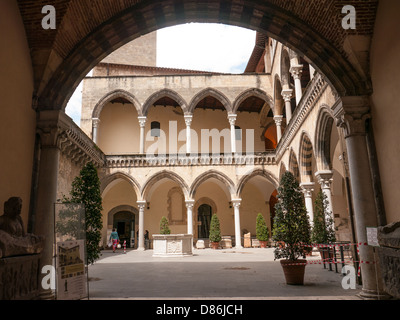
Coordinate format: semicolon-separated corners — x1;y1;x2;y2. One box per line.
259;240;268;248
280;259;307;285
211;242;219;249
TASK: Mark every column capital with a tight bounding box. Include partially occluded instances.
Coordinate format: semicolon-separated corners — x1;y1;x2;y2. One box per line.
332;96;371;138
315;170;333;188
36;110;71;148
92;118;101;128
231;199;242;207
137;200;147;210
138;116;147;128
300;182;315;197
228;113;237;126
184;114;193;126
185;199;195;208
290;65;303;79
281;89;293;102
274;115;283;125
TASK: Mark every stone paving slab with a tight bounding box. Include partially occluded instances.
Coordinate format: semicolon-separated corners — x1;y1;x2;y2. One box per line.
88;248;362;300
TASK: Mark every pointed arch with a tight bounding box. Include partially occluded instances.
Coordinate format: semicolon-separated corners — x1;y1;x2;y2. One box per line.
236;168;279;197
92;89;141;118
190;170;235;199
273;75;284;116
188;88;232;113
299;131;315;183
142;88;188;116
315;105;335;171
280;48;292;88
100;172;141;199
279;162;287;182
232;88;273;113
141;170;189;200
288;148;300;181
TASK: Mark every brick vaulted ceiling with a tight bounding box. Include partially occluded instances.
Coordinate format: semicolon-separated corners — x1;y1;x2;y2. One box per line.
17;0;379;110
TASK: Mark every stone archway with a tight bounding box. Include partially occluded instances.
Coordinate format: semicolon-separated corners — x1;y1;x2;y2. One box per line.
108;206;138;248
28;0;374;111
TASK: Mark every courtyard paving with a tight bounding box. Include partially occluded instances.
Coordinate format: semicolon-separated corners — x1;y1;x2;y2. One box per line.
87;247;362;300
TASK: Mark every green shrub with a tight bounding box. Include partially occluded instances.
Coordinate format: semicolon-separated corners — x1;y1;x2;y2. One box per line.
311;190;336;244
160;216;171;234
256;213;269;241
209;214;222;243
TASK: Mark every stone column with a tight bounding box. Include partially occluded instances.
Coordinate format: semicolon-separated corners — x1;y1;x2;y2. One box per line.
184;114;193;154
301;182;315;224
232;199;243;249
281;89;293;123
138;116;147;154
274;115;283;142
35;110;70;299
333;96;387;299
92;118;100;144
185;199;195;235
228;113;237;153
137;200;146;251
290;65;303;105
315;170;334;220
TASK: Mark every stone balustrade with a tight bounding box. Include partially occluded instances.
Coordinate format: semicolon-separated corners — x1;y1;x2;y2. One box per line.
106;151;276;168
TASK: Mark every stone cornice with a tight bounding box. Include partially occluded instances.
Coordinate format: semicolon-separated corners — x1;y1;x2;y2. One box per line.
36;111;106;168
59;120;106;168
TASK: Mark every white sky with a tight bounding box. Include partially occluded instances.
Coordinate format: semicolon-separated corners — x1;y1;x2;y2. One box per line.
66;23;256;124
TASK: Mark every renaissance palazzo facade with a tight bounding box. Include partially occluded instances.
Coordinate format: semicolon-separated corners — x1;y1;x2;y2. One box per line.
3;0;400;300
79;31;351;255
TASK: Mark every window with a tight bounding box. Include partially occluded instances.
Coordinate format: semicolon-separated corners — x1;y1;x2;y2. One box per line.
151;121;160;137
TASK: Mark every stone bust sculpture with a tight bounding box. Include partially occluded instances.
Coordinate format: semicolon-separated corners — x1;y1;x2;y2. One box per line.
0;197;44;259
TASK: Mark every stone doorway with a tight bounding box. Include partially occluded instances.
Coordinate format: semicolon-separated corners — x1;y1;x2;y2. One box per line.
197;204;212;239
113;211;135;248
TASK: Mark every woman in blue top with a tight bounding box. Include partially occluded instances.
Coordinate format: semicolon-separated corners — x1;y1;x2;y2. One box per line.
109;228;119;252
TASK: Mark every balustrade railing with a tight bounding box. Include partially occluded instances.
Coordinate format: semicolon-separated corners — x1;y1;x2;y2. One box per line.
106;151;276;168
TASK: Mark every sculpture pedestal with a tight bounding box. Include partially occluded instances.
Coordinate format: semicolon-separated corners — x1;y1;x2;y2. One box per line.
152;234;193;257
377;222;400;299
0;254;42;300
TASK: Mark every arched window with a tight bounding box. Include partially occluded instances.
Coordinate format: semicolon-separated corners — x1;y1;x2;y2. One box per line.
151;121;160;137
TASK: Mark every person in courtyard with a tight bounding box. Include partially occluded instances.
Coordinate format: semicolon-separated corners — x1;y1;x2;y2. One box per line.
109;228;120;253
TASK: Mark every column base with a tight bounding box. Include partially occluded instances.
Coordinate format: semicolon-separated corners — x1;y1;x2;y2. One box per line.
137;247;145;251
357;289;392;300
39;289;55;300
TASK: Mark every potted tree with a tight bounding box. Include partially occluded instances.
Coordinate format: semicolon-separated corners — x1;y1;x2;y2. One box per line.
272;171;311;285
160;216;171;235
209;214;222;249
256;213;270;248
312;190;336;261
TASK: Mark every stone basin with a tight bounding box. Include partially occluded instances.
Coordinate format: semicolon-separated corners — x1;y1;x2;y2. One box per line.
152;234;193;257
